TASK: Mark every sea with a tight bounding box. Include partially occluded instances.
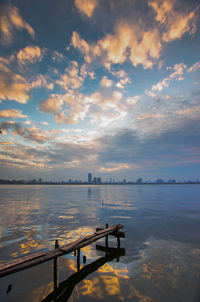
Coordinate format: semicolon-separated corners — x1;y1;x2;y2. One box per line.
0;184;199;302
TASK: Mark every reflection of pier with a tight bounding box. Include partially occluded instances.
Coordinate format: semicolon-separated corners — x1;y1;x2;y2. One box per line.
42;246;125;302
0;224;125;279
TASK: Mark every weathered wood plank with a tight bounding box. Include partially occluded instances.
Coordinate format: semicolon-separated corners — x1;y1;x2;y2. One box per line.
0;224;123;278
96;227;125;238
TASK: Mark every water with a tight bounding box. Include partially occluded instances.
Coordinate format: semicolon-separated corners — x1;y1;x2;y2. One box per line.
0;184;199;302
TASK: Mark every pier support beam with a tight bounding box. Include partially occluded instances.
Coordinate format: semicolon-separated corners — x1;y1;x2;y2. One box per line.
53;240;59;290
77;249;80;271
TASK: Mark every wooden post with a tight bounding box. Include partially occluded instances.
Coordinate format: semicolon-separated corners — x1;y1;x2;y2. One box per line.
83;255;86;264
54;240;59;290
77;249;80;271
105;224;109;256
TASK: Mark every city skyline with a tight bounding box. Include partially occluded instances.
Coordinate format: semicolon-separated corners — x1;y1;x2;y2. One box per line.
0;0;200;181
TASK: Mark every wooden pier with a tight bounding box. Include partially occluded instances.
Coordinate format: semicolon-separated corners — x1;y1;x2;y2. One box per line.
0;224;125;279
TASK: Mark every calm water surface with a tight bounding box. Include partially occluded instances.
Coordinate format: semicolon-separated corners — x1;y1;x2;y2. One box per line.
0;184;200;302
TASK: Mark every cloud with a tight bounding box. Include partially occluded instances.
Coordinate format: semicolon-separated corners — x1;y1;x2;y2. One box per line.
80;64;95;79
98;163;134;172
39;91;90;125
0;121;61;144
0;6;34;44
56;60;84;90
100;76;113;87
39;96;63;114
151;63;186;91
149;0;197;42
136;113;164;120
74;0;98;17
116;77;131;89
0;109;27;119
70;22;162;69
70;0;198;70
29;74;54;90
187;62;200;73
17;46;43;64
176;105;200;118
1;116;200;177
126;96;141;105
0;62;29;103
52;51;64;61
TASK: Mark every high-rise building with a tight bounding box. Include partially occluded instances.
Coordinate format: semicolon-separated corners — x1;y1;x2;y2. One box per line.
136;178;142;184
97;177;101;184
88;173;92;183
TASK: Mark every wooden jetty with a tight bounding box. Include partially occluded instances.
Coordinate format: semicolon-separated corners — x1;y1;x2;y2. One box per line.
0;224;125;279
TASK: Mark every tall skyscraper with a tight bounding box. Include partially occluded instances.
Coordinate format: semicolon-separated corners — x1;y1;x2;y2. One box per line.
88;173;92;183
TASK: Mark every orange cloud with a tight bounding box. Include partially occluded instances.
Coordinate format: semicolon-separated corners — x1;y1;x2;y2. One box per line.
100;76;113;87
17;46;43;64
151;63;186;91
71;22;162;69
39;96;63;114
149;0;197;42
99;163;132;172
0;62;29;103
56;60;84;90
29;75;54;90
187;62;200;73
0;6;34;44
74;0;98;17
0;109;27;119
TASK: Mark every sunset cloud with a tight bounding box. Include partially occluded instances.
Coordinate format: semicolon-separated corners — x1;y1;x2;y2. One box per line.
71;23;162;69
149;0;197;42
151;63;187;91
56;60;84;90
187;62;200;73
100;76;113;87
0;109;27;119
98;163;133;172
74;0;98;17
39;96;63;114
17;46;43;64
0;62;29;103
29;75;54;90
0;6;34;44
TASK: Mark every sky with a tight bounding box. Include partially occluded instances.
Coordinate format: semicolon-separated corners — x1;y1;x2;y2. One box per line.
0;0;200;182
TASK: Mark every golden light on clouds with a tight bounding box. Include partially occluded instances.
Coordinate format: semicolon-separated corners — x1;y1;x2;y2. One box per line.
0;6;34;44
0;109;27;119
75;0;98;17
149;0;197;42
0;63;29;103
17;45;43;64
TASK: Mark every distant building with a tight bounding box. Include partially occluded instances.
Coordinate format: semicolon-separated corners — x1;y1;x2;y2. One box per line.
136;178;142;184
88;173;92;183
93;177;97;184
168;179;176;183
97;177;101;184
156;179;165;184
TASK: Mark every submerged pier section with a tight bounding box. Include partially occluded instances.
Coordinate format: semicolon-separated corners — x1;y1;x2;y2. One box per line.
0;224;125;279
